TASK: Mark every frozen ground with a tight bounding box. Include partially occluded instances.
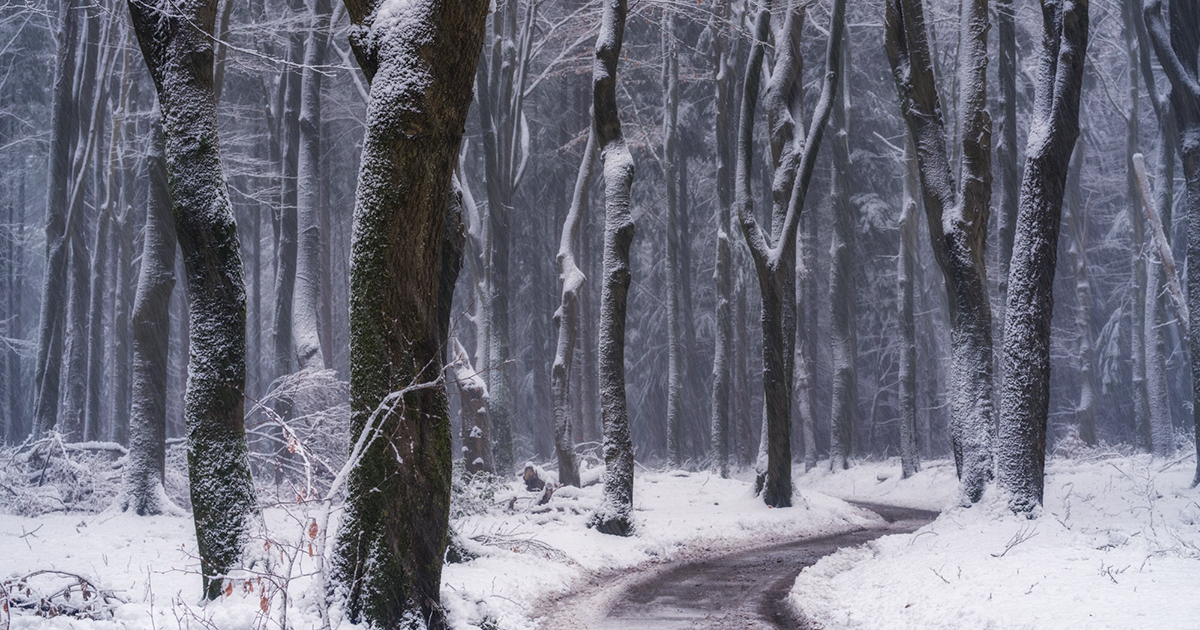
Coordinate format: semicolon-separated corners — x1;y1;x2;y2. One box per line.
1;465;875;630
790;452;1200;630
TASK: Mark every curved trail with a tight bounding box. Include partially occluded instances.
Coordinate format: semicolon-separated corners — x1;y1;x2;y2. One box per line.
536;501;937;630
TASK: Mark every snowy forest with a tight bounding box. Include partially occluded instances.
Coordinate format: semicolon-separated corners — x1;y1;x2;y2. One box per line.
1;0;1198;628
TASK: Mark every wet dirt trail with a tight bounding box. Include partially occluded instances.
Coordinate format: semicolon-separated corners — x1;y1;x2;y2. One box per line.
537;502;937;630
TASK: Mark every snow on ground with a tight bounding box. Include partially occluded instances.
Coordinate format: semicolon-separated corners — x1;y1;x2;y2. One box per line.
790;453;1200;630
443;467;875;629
1;467;876;630
794;457;960;511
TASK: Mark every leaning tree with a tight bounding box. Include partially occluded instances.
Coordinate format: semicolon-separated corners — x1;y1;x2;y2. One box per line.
126;0;257;599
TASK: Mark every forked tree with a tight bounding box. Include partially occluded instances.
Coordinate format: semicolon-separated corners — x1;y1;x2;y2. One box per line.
736;0;847;507
885;0;994;503
998;0;1089;513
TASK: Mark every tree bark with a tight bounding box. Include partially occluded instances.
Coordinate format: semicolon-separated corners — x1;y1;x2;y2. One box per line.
995;0;1020;323
589;0;636;537
293;0;333;372
127;0;257;599
122;118;177;516
709;0;734;478
330;1;488;626
550;123;597;487
885;0;995;503
998;0;1088;513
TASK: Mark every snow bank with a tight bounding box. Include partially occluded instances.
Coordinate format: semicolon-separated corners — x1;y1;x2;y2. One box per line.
790;454;1200;629
1;468;873;629
793;458;960;511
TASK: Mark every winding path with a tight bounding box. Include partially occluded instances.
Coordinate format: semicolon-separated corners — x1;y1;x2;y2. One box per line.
536;502;937;630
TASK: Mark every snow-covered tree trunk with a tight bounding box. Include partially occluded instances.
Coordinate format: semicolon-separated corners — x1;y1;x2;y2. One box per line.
451;338;493;475
112;192;135;446
33;0;79;437
127;0;257;599
589;0;636;537
738;0;845;508
998;0;1088;513
330;1;488;626
1066;136;1098;446
828;34;856;471
663;11;684;470
995;0;1020;325
885;0;995;503
899;136;921;479
123;118;177;516
1144;0;1200;488
293;0;332;372
473;0;533;474
550;122;597;487
709;0;734;479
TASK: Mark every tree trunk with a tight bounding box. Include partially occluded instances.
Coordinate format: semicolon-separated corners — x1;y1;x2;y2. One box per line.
828;34;856;471
330;1;488;626
84;204;111;442
663;11;683;469
550;124;597;487
1144;0;1200;486
998;0;1088;513
899;137;921;478
33;0;79;437
738;0;846;508
452;338;493;475
1066;135;1098;446
589;0;636;537
127;0;257;599
709;0;734;479
885;0;995;503
122;118;177;516
293;0;333;372
995;0;1020;325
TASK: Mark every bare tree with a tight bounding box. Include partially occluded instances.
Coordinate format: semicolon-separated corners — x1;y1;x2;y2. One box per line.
550;124;597;486
589;0;636;537
998;0;1088;513
293;0;334;372
127;0;257;599
329;0;488;626
709;0;734;478
663;9;684;469
737;0;846;507
1143;0;1198;483
885;0;995;503
32;0;79;438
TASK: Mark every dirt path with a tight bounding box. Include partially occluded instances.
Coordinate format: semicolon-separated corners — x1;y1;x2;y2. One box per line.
535;502;937;630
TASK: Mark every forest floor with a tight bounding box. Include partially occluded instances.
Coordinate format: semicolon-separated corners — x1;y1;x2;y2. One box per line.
791;450;1200;629
2;450;1196;630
